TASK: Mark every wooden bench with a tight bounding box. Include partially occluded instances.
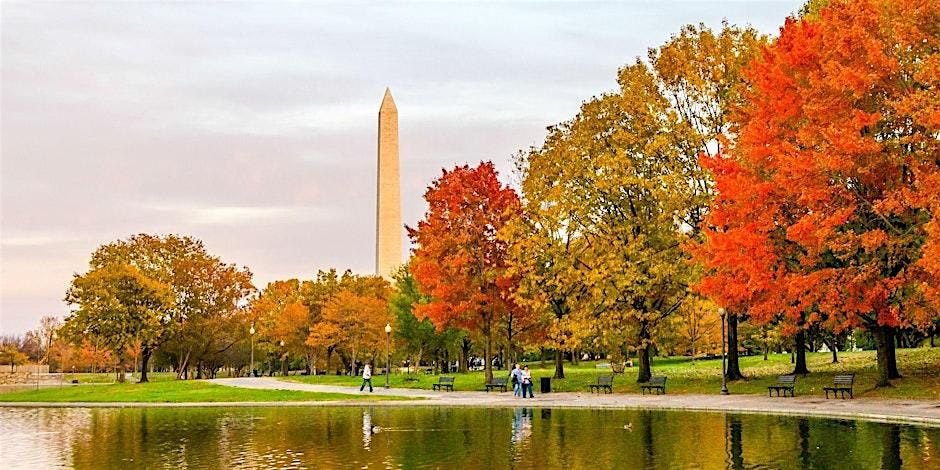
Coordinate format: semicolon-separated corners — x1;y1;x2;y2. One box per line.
484;377;508;392
588;375;614;394
823;374;855;399
432;376;455;391
768;374;797;397
640;376;667;395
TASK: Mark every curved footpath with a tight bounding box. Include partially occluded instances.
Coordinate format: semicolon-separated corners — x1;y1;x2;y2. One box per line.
4;377;938;427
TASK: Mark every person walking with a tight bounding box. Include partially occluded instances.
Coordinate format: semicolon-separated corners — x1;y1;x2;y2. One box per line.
511;364;523;397
360;363;373;392
522;365;534;398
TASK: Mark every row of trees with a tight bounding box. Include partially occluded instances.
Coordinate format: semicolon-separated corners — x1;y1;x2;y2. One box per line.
404;0;940;386
18;0;937;387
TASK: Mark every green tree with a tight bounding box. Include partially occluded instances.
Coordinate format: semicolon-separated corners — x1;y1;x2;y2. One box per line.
73;234;254;381
64;264;174;381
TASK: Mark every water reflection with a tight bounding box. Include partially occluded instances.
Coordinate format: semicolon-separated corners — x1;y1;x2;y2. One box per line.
362;408;373;450
725;415;744;470
1;406;936;469
511;408;533;447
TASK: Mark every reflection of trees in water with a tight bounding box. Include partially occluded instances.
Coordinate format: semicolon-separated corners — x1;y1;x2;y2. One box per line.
880;424;902;470
10;407;939;468
726;415;744;470
798;418;811;468
641;410;654;469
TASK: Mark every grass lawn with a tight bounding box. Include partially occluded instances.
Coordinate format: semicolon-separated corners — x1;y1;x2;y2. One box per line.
0;379;407;403
284;348;940;400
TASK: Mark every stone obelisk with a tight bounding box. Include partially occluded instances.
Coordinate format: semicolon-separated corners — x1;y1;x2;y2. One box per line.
376;88;402;278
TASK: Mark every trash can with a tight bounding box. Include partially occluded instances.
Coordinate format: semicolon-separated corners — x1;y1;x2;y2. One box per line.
540;377;551;394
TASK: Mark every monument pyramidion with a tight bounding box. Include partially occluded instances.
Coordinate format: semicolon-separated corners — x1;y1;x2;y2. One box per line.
375;88;402;279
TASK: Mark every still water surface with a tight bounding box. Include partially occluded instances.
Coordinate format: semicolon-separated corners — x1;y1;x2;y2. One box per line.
1;406;937;469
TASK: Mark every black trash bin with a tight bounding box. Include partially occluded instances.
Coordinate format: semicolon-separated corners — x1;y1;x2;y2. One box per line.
540;377;551;394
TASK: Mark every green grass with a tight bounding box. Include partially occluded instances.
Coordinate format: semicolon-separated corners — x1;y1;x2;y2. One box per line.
0;379;407;403
284;348;940;400
60;371;179;384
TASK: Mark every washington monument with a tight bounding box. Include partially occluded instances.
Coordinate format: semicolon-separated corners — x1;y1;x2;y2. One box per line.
376;88;402;278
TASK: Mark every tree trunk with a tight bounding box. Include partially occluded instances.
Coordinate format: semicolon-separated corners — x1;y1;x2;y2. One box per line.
326;346;334;373
572;349;580;365
177;351;191;380
636;323;652;383
483;317;493;383
506;315;514;368
792;330;809;375
725;314;744;380
553;349;565;379
874;326;894;387
886;327;901;379
823;338;838;363
139;348;152;383
637;345;652;383
457;337;473;373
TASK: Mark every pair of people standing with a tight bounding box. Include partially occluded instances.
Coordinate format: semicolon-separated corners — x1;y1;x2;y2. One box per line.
510;364;534;398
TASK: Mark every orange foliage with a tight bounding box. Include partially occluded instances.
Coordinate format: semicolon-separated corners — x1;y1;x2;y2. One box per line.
408;161;522;380
696;0;940;338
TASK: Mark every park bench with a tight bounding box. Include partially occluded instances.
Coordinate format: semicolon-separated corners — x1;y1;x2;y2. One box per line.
432;376;455;391
423;367;435;375
611;362;625;374
640;376;667;395
588;375;614;394
768;374;797;397
485;377;508;392
823;374;855;399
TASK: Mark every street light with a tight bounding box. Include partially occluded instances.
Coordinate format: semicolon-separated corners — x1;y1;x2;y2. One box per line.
249;324;256;378
384;323;392;389
719;308;729;395
279;340;286;376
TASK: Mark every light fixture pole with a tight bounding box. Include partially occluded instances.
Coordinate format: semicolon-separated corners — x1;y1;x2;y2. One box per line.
384;323;392;389
249;324;256;378
719;308;729;395
279;340;286;376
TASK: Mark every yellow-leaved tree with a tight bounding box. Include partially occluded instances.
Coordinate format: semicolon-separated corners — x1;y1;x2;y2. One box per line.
510;23;763;382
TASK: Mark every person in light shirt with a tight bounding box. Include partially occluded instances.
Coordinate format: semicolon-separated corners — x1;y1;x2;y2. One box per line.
360;363;373;392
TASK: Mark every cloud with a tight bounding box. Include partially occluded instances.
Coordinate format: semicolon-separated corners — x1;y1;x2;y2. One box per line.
136;203;336;226
1;1;803;334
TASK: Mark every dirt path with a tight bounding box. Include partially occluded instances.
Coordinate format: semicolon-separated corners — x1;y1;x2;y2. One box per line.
207;377;940;426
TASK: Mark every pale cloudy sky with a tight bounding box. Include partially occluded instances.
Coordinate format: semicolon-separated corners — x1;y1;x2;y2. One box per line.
1;1;801;334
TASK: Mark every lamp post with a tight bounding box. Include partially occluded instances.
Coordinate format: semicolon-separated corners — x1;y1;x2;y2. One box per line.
249;324;256;378
719;308;729;395
279;340;286;376
384;323;392;389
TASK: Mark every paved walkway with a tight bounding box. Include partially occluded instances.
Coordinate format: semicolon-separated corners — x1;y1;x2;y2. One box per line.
206;377;940;426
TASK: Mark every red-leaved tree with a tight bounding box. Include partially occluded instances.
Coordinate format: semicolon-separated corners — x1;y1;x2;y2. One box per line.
698;0;940;386
408;162;522;382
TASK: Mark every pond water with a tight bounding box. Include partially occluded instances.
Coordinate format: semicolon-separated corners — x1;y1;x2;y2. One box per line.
1;406;936;469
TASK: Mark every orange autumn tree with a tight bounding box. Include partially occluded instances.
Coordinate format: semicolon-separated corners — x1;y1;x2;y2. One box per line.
408;162;522;383
699;0;940;386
